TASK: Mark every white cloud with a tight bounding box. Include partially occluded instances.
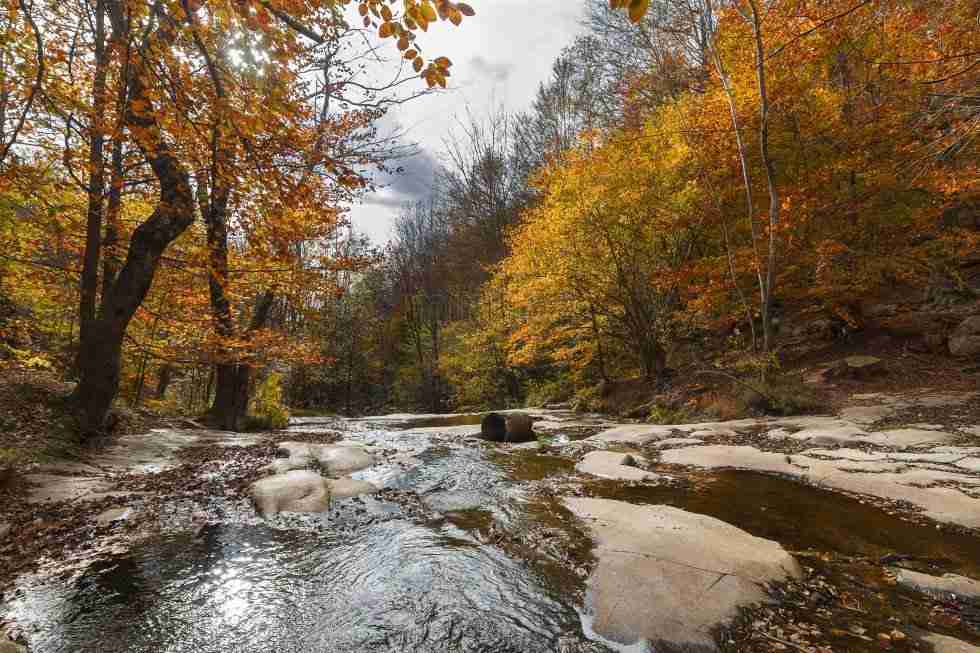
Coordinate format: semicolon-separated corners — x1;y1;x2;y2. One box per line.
347;0;584;244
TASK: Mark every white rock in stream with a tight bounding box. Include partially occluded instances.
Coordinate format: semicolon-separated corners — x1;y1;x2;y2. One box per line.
267;442;375;477
566;498;801;651
250;470;377;517
575;451;663;482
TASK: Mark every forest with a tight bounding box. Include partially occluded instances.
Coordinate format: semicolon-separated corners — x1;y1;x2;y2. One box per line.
0;0;977;432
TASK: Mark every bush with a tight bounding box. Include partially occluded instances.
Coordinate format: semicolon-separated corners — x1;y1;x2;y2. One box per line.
246;373;291;430
737;375;824;416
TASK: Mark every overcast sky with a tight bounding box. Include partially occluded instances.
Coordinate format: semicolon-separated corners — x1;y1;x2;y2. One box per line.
347;1;585;244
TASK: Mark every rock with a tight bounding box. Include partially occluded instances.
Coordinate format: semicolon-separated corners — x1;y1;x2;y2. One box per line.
588;424;675;446
865;304;898;319
250;470;332;517
479;412;535;443
94;506;133;525
829;355;883;379
950;316;980;357
0;522;9;540
891;568;980;602
575;451;663;482
662;444;980;529
328;478;379;499
272;442;375;476
565;498;801;651
652;437;703;449
0;639;26;653
921;632;980;653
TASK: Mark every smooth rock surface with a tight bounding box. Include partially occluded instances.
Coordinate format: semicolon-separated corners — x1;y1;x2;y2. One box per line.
94;507;133;525
662;445;980;529
575;451;661;482
250;470;332;517
327;478;379;499
565;498;801;651
891;568;980;602
588;424;675;445
922;632;980;653
274;442;375;476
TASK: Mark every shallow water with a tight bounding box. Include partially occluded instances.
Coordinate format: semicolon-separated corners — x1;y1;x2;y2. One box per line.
4;413;980;652
2;415;607;653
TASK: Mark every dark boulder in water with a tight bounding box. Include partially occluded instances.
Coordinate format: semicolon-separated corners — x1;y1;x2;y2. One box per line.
480;412;535;443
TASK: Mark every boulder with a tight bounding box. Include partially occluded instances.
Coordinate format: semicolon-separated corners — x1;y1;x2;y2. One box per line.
566;498;801;651
479;412;535;443
833;355;884;379
575;451;663;482
271;442;375;476
250;470;332;517
950;316;980;358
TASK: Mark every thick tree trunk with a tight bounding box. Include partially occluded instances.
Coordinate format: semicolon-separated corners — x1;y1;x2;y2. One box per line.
209;364;251;430
155;363;173;399
75;5;196;434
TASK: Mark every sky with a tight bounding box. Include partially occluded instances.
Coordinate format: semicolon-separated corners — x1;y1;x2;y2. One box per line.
346;1;586;244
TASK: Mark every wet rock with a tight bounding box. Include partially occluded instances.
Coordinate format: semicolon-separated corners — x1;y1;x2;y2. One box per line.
891;568;980;602
588;424;675;446
94;507;133;525
662;444;980;529
575;451;663;482
950;316;980;357
250;470;332;517
479;412;535;442
328;478;379;499
0;639;25;653
565;498;801;651
272;442;375;476
921;632;980;653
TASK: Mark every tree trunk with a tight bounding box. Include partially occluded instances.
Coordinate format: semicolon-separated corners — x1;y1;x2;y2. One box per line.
155;363;173;399
76;0;108;375
75;4;196;434
209;364;251;430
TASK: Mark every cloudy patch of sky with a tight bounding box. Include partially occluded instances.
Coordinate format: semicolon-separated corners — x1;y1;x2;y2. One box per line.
346;1;585;244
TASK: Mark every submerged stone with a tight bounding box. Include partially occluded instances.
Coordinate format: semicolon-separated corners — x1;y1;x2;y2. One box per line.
565;498;801;651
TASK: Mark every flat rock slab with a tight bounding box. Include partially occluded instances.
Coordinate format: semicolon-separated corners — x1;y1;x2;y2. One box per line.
864;429;956;448
25;474;114;504
575;451;662;482
922;632;980;652
652;438;703;449
251;470;332;517
565;498;801;651
588;425;675;445
662;445;980;529
891;568;980;602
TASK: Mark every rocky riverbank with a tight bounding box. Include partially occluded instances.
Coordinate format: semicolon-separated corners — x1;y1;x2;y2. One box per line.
1;390;978;652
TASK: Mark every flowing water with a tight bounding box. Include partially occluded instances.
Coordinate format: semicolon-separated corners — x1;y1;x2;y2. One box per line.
3;413;979;652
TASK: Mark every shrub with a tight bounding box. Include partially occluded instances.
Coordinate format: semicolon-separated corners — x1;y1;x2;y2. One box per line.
247;373;291;430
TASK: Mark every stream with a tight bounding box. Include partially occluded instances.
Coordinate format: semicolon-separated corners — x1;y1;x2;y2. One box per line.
2;411;979;652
